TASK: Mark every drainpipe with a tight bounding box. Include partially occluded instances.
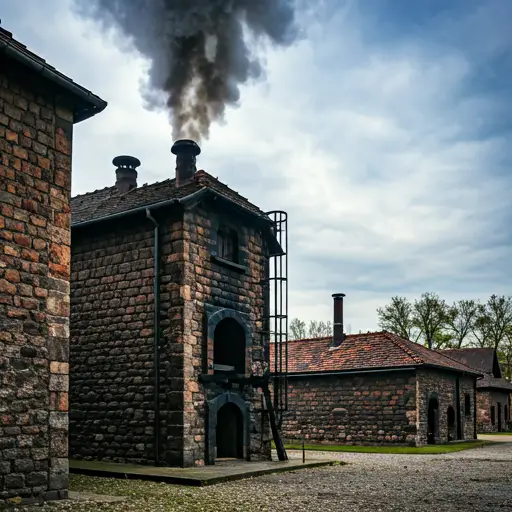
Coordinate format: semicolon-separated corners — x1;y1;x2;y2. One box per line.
146;208;161;464
455;376;462;440
473;378;477;439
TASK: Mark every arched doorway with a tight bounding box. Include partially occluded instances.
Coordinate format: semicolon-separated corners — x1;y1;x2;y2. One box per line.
427;396;439;444
216;402;244;459
213;318;246;374
447;405;456;441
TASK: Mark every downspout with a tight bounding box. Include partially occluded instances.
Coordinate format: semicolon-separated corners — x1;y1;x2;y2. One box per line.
473;378;478;439
146;208;161;464
455;375;462;440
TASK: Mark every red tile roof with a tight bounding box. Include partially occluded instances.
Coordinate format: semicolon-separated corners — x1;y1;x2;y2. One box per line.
271;332;481;376
71;170;267;225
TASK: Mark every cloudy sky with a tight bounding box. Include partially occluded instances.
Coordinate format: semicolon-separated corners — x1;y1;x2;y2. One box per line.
3;0;511;332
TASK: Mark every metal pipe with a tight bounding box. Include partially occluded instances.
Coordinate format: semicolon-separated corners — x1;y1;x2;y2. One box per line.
146;208;161;465
0;36;107;123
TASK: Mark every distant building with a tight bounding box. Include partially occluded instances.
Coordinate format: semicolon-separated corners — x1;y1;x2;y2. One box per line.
441;348;512;433
274;295;481;446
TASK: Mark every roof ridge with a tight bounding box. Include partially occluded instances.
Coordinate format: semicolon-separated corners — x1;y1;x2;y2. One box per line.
382;332;425;365
72;186;115;200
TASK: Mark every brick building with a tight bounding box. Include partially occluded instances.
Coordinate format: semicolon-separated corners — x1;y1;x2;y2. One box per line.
442;348;512;433
0;27;106;505
275;295;481;446
69;141;285;467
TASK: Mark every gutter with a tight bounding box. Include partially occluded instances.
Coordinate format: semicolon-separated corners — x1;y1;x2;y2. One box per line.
285;366;417;378
146;208;161;465
0;36;107;123
72;189;208;229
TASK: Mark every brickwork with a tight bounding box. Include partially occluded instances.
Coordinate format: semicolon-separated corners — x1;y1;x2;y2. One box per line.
69;201;272;467
281;372;418;445
416;369;475;444
180;207;271;465
0;63;73;505
69;219;166;463
477;390;511;433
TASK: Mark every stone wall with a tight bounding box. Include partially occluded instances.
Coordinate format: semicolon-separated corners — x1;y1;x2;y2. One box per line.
477;390;511;433
416;369;476;444
179;205;271;466
1;62;73;505
69;215;187;465
69;200;272;467
281;371;417;445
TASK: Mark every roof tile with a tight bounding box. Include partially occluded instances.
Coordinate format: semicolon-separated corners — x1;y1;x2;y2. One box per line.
71;170;266;225
271;332;481;375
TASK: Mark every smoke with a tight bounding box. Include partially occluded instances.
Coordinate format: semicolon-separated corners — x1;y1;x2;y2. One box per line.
74;0;299;141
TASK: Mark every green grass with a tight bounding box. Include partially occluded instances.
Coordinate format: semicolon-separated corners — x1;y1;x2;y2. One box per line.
479;431;512;436
281;439;490;454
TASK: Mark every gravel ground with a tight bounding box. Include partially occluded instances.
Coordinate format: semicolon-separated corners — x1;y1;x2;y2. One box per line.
19;442;512;512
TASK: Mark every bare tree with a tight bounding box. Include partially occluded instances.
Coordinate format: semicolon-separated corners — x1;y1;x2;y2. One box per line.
413;292;449;349
499;326;512;381
377;296;419;341
289;318;307;340
473;295;512;350
446;299;479;348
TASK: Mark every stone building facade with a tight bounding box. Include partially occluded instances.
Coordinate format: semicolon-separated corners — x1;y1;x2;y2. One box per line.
0;27;106;506
276;323;480;447
69;143;281;467
442;348;512;433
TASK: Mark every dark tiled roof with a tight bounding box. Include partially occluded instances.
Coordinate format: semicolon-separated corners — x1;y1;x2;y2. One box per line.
441;348;496;375
0;26;106;119
272;332;481;375
477;375;512;391
440;348;512;392
71;170;267;225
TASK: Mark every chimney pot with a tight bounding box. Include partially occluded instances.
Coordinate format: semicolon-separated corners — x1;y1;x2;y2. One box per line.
171;139;201;187
332;293;346;348
113;155;140;194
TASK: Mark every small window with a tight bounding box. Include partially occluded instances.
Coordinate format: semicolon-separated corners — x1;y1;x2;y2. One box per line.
217;227;239;263
505;405;509;422
464;394;471;416
491;406;496;425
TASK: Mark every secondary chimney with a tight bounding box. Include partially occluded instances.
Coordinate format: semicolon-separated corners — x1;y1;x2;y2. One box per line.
171;139;201;187
113;155;140;193
332;293;346;348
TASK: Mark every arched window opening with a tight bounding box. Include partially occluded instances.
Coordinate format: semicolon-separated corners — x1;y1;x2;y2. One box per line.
213;318;246;374
216;402;244;459
464;393;471;417
447;405;456;441
427;395;439;445
491;406;496;426
217;227;239;263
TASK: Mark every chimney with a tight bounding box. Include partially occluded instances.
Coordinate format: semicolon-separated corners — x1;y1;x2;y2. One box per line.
171;139;201;187
113;155;140;193
332;293;346;348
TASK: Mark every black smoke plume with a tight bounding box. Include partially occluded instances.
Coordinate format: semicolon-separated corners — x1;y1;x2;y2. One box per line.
74;0;299;140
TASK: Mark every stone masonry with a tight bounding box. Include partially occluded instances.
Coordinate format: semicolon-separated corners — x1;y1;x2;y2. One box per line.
477;390;511;433
70;192;272;467
282;369;477;447
282;372;418;445
0;28;105;506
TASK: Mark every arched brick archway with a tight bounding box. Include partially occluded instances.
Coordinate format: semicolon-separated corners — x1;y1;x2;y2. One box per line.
206;392;250;465
204;305;252;375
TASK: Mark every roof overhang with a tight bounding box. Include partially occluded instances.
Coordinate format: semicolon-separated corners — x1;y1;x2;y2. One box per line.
71;187;284;256
0;33;107;123
283;366;418;378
